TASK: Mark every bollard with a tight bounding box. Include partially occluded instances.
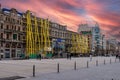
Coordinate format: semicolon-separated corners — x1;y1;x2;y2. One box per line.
115;58;116;63
87;61;89;68
104;59;106;65
110;59;111;64
33;65;35;77
74;61;76;70
57;63;59;73
96;60;98;66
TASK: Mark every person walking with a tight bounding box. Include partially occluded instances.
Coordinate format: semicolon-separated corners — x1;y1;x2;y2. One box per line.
90;54;92;61
38;53;41;60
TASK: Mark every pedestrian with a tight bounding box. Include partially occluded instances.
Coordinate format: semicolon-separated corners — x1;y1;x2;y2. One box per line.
39;54;41;60
116;54;118;58
90;54;92;61
60;52;63;58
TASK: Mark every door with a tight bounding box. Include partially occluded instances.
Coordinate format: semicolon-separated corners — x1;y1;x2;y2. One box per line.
5;49;10;58
11;50;16;58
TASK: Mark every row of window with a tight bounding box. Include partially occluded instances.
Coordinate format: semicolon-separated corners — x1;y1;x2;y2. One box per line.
51;30;67;38
0;23;23;31
52;23;66;30
0;43;22;48
0;33;21;40
5;16;22;25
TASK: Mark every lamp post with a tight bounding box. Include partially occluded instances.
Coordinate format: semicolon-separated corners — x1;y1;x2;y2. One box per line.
102;35;105;56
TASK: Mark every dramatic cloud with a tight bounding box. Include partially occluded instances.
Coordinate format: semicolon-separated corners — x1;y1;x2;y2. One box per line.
0;0;120;40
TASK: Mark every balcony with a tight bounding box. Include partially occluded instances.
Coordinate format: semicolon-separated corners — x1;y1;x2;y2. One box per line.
4;29;13;33
11;39;24;43
0;38;5;42
5;39;12;42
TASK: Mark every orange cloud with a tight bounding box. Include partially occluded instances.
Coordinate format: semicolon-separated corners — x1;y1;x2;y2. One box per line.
0;0;120;40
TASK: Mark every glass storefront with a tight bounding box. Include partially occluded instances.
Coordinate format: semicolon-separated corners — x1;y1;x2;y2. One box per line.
5;49;10;58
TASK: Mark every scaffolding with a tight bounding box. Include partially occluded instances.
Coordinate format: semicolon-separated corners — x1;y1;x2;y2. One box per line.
26;10;35;58
76;34;81;53
70;33;89;55
40;18;51;57
26;11;51;58
70;33;76;53
81;35;89;54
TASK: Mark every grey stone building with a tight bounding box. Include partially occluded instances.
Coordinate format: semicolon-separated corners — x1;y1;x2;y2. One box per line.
49;22;67;57
0;8;24;59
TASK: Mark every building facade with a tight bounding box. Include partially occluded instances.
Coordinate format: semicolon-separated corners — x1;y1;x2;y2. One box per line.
0;6;104;59
0;7;68;58
106;39;119;56
78;23;102;55
65;30;89;56
50;22;67;57
0;8;24;58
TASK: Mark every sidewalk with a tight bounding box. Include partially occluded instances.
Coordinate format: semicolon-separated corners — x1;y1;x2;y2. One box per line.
19;60;120;80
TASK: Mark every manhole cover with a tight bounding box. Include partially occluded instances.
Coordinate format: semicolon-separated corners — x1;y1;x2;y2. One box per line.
0;76;25;80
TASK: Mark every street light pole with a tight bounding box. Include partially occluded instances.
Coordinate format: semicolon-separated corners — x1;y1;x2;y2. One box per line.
102;35;105;56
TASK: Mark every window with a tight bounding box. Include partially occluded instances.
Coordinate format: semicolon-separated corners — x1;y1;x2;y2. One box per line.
6;44;10;48
17;20;19;24
18;35;20;40
1;43;3;47
14;26;16;30
1;33;3;39
23;36;25;40
12;25;14;30
6;17;8;21
6;25;9;29
13;34;17;40
1;23;3;29
6;34;9;39
8;18;10;22
18;27;20;31
1;50;3;52
23;27;25;31
95;28;99;33
13;19;15;23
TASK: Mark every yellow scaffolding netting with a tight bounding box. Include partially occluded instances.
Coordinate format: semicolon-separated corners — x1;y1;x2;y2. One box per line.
26;11;51;58
70;33;89;55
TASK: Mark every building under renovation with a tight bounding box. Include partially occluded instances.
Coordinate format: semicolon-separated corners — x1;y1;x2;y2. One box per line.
0;7;91;59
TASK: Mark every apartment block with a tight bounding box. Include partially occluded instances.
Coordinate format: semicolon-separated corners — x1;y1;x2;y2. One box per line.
0;8;24;58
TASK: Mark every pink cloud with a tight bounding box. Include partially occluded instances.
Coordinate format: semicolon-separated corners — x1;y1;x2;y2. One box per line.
0;0;120;40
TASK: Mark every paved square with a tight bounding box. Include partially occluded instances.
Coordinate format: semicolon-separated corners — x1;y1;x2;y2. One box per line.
0;57;118;79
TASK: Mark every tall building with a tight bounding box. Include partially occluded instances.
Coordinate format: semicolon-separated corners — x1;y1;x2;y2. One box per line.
50;22;67;57
65;30;89;56
78;24;92;54
23;11;51;58
106;38;119;55
0;6;92;59
78;22;102;55
0;8;24;58
0;7;68;58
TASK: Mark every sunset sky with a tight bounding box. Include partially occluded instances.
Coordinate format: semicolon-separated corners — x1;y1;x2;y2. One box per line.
0;0;120;41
